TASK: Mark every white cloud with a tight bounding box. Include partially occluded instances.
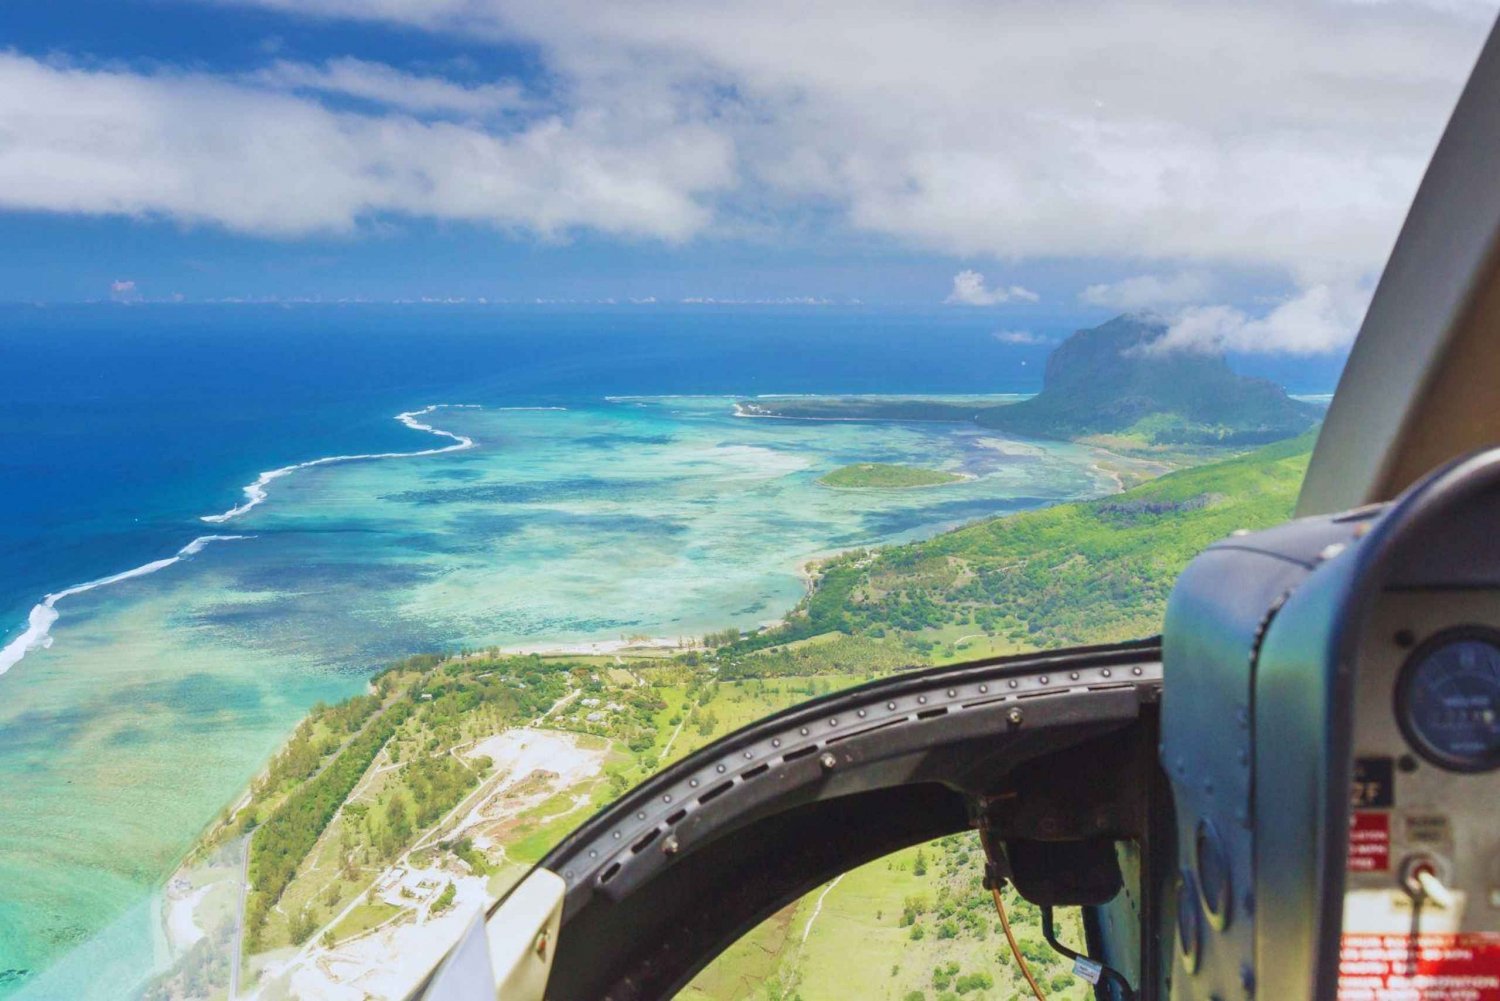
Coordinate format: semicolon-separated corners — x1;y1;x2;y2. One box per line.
2;0;1497;273
1147;280;1375;355
945;270;1039;306
1080;272;1216;311
201;0;1495;274
0;52;731;238
109;279;140;302
252;58;530;117
992;330;1051;345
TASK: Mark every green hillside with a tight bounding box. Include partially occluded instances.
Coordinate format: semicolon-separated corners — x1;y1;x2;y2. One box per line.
722;430;1313;661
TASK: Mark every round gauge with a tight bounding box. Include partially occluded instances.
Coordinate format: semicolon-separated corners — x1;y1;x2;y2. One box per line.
1396;629;1500;772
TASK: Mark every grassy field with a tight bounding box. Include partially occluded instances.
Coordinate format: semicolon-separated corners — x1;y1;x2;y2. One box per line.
818;463;967;489
683;833;1093;1001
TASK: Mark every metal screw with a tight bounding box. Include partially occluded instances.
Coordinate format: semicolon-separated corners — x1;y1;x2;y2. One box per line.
820;752;837;770
662;836;680;855
1007;707;1024;726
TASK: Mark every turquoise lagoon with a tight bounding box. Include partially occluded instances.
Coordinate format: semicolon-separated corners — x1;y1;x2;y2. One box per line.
0;396;1113;997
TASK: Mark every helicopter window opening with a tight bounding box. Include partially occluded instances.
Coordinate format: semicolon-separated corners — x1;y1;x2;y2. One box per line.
677;832;1099;1000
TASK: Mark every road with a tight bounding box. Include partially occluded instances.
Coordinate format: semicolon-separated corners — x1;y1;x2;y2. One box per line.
229;835;250;999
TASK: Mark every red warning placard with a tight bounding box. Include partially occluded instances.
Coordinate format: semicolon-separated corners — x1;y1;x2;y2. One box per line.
1349;811;1392;873
1339;933;1500;1000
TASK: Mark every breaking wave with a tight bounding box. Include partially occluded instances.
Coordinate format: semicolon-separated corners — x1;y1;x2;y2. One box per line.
0;404;480;677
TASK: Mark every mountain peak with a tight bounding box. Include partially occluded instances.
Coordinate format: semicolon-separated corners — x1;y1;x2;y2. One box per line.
979;314;1320;445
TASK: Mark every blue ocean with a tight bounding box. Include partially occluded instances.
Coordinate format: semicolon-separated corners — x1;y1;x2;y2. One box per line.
0;304;1344;997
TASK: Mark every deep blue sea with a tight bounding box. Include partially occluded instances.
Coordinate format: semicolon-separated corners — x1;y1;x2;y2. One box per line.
0;302;1343;634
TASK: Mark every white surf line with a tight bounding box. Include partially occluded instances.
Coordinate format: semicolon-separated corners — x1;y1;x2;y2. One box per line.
1;404;482;679
0;535;250;677
201;404;480;524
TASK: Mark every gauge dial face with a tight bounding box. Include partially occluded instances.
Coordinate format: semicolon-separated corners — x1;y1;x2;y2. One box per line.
1397;630;1500;772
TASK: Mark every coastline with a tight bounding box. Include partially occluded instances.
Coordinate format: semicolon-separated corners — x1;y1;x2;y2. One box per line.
0;405;479;681
38;398;1162;998
140;427;1181;999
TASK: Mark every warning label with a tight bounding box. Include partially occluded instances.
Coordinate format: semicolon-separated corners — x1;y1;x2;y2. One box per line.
1339;934;1500;1000
1350;811;1392;873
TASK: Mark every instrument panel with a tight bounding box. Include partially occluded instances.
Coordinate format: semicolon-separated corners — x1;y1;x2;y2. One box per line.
1342;590;1500;1000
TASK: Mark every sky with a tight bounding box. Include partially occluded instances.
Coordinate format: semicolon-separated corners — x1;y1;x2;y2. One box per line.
1;0;1497;353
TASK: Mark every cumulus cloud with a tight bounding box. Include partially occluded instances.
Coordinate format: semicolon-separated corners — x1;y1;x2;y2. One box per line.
201;0;1495;274
945;270;1039;306
0;52;731;238
109;279;140;302
1145;280;1375;356
1080;272;1216;311
992;330;1052;346
2;0;1497;273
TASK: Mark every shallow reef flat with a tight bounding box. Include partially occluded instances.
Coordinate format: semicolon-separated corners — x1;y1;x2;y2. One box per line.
0;396;1111;999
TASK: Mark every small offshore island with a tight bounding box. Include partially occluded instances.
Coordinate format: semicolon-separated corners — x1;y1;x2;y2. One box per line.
140;314;1327;1001
817;462;968;489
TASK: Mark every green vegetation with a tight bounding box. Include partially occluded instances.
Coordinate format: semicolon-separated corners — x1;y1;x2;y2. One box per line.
224;652;574;950
682;833;1092;1000
724;431;1311;655
244;699;411;942
183;425;1314;995
819;463;967;489
330;901;402;942
432;882;457;914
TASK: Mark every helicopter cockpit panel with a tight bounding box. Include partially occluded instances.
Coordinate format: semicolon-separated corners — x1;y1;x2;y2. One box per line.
1162;451;1500;1001
1339;480;1500;1000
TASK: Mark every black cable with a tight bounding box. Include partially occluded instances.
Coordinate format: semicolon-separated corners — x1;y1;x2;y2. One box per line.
1039;904;1136;1001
